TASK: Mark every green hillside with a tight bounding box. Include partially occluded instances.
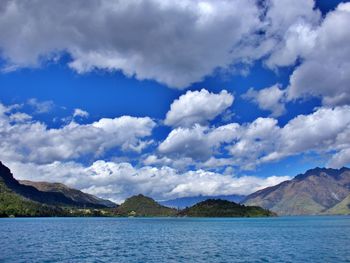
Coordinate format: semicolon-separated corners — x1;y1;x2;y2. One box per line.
0;180;66;217
178;199;275;217
324;194;350;215
115;194;177;217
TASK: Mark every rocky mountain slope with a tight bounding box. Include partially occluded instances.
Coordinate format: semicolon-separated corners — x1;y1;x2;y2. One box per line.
243;167;350;215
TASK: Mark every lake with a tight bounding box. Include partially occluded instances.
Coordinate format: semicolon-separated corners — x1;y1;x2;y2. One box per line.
1;216;349;262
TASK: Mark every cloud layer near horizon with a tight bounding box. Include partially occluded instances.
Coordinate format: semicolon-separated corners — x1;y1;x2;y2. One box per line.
1;94;349;201
6;160;290;203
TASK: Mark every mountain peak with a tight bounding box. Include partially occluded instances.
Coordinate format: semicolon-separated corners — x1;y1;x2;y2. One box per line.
295;166;349;180
244;166;350;215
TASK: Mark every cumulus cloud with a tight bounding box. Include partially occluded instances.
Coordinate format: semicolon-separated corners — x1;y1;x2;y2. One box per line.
0;0;326;89
264;0;320;36
158;123;239;161
8;112;32;122
264;3;350;107
328;149;350;169
287;3;350;106
0;102;156;164
7;160;290;203
164;89;234;127
264;0;320;68
158;106;350;170
0;0;264;88
265;22;318;68
239;106;350;168
242;84;286;117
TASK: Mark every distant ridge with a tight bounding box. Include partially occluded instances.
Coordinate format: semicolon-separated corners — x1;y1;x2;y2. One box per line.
19;180;116;208
244;167;350;215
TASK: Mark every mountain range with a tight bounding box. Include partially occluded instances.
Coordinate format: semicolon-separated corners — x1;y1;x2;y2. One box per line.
1;160;350;217
243;167;350;215
0;161;272;217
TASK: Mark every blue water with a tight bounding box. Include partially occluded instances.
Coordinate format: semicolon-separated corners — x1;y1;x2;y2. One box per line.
1;216;349;263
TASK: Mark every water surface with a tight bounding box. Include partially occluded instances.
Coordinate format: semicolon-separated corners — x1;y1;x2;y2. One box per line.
1;216;349;262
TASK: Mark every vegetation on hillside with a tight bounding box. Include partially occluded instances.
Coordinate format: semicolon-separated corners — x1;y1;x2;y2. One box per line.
0;181;66;217
178;199;275;217
115;194;178;217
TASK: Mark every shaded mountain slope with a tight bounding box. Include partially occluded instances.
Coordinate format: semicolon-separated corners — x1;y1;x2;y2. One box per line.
0;177;66;217
20;180;116;208
115;194;177;216
244;167;350;215
0;161;113;208
178;199;275;217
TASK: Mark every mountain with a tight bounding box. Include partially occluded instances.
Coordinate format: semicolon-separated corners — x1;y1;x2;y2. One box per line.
159;194;246;209
0;161;115;209
0;176;66;217
115;194;177;217
178;199;275;217
243;167;350;215
19;180;116;208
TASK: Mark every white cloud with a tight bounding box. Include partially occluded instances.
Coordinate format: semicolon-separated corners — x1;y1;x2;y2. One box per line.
265;22;318;68
0;0;263;88
73;108;89;118
159;106;350;170
278;106;350;158
164;89;234;127
0;0;326;89
7;160;290;203
242;84;286;117
266;3;350;107
9;112;32;122
0;102;156;164
142;155;193;171
238;106;350;168
158;123;239;161
264;0;320;36
328;149;350;169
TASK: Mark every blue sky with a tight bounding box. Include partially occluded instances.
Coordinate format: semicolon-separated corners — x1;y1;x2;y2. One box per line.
0;0;349;202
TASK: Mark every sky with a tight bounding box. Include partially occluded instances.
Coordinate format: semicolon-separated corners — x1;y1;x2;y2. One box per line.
0;0;349;203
